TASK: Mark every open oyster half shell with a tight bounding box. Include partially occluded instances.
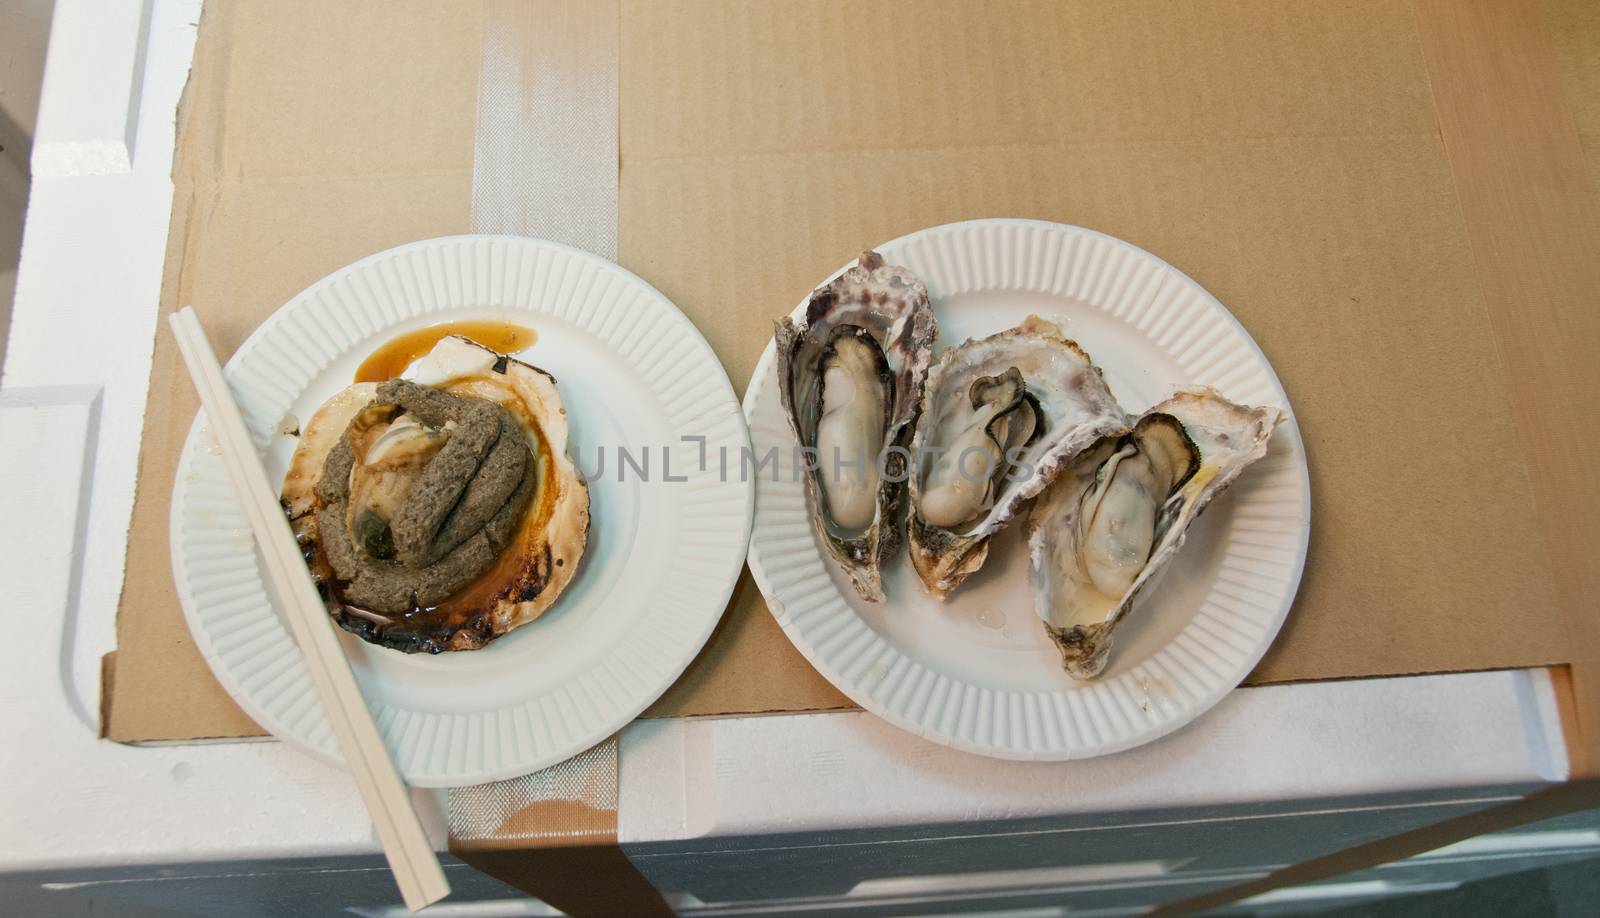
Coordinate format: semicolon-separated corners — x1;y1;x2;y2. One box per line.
775;251;937;602
907;316;1127;599
1026;387;1280;679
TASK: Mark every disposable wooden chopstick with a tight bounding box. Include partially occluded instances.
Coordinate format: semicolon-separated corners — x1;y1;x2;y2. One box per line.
169;307;450;912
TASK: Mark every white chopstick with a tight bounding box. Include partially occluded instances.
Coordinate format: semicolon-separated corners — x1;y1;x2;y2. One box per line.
169;307;450;912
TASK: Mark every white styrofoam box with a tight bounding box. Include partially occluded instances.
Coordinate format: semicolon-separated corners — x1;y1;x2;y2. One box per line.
29;0;153;177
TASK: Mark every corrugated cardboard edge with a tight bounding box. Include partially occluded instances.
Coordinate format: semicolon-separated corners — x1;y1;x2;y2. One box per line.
1162;0;1600;909
96;652;116;740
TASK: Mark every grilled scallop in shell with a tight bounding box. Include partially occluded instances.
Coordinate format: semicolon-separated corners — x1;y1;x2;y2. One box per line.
281;335;589;653
1026;388;1280;679
906;316;1127;599
774;251;937;602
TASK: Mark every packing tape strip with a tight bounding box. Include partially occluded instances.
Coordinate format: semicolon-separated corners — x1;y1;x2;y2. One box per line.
468;0;618;258
447;740;619;844
451;0;618;837
448;2;665;913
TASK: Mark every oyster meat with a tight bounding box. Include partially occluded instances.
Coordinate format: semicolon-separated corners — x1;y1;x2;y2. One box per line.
281;335;589;653
775;251;937;601
907;316;1127;598
1026;388;1280;678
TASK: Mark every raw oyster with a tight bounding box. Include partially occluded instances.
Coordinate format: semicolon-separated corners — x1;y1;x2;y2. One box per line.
775;251;937;601
907;316;1127;598
1026;388;1280;679
281;335;589;653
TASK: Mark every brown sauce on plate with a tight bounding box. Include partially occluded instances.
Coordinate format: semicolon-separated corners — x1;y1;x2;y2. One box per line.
354;320;537;382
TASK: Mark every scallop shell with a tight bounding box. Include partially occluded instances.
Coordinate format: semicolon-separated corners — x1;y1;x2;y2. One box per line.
280;336;589;653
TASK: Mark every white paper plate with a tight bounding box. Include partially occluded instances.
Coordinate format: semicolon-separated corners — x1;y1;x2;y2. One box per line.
171;235;752;786
744;220;1310;760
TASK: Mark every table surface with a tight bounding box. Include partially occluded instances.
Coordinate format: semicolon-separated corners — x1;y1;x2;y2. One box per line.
0;0;1571;875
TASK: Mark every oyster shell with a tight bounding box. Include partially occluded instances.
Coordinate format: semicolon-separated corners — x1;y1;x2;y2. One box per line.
775;251;937;601
907;316;1127;598
1026;388;1280;678
281;335;589;653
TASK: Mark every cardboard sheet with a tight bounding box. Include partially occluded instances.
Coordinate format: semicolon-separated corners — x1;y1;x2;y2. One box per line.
107;0;1596;743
